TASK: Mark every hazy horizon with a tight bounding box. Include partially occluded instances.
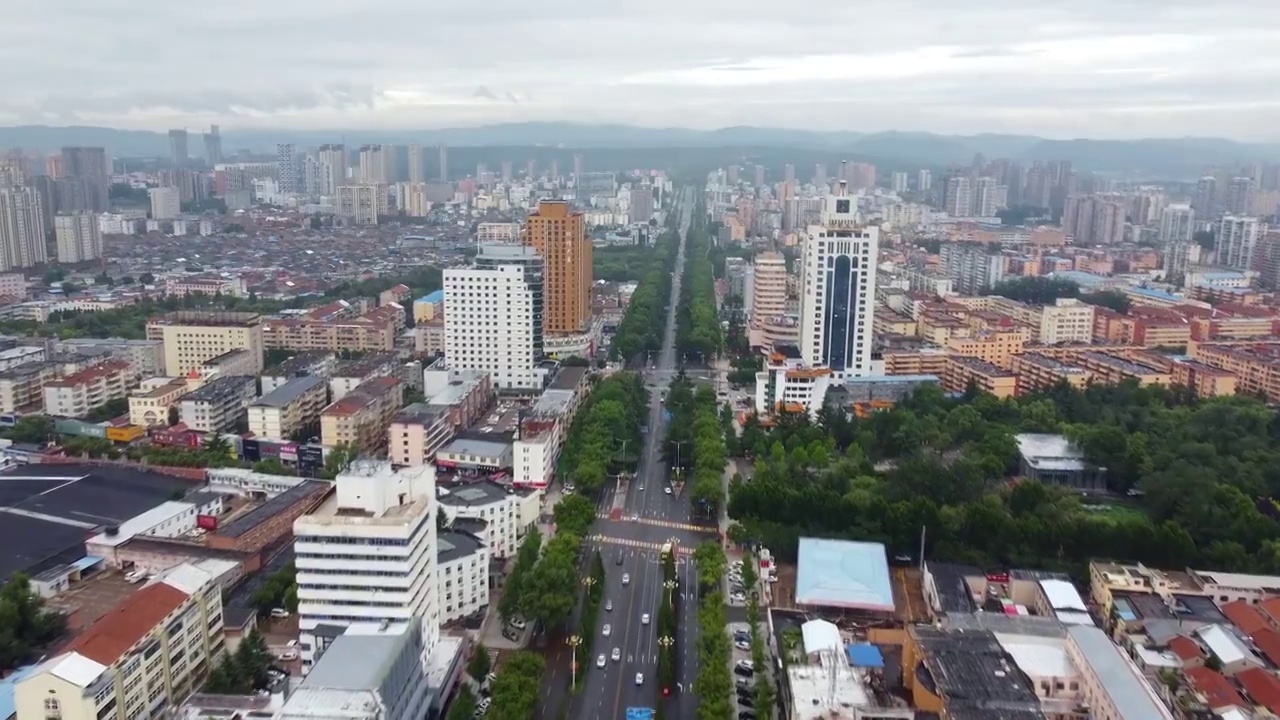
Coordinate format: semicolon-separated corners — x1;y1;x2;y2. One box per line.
4;0;1280;142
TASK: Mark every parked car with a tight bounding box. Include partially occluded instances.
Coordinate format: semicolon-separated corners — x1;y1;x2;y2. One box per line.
733;665;754;678
508;617;527;630
270;608;290;618
735;640;751;651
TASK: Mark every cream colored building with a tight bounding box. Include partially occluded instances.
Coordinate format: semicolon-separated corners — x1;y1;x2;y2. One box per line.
178;374;257;433
0;362;60;413
336;183;380;226
43;360;131;418
750;251;789;326
54;211;103;263
14;563;226;720
129;377;199;427
146;311;264;376
388;402;454;467
320;376;401;452
199;348;258;380
247;375;329;442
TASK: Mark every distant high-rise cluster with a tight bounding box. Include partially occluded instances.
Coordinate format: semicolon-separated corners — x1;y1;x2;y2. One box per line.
0;186;48;270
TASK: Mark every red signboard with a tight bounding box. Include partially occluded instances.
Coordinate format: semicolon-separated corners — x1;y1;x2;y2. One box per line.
196;514;218;531
986;571;1010;584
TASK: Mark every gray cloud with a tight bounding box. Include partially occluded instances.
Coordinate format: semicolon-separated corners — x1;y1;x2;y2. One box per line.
1;0;1278;139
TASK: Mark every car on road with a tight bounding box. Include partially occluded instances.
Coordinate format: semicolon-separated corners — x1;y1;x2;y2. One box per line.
616;554;624;565
635;672;644;685
611;647;621;661
638;484;644;491
622;573;630;585
597;654;607;668
602;624;611;637
641;613;650;625
664;486;672;495
605;600;613;611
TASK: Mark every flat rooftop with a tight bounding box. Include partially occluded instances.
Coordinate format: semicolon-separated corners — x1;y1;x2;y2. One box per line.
438;530;485;564
0;464;196;581
437;481;509;508
251;374;327;408
795;537;894;612
440;437;509;459
1015;433;1089;472
548;365;588;391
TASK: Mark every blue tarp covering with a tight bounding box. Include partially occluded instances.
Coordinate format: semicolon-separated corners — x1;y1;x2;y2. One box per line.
0;664;39;720
69;556;104;572
845;643;884;668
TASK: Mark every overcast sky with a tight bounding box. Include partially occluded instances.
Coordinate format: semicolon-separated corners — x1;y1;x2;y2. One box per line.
4;0;1280;140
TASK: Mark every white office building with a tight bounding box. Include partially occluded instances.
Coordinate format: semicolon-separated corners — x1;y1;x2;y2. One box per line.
799;182;879;377
1159;204;1195;244
437;531;490;624
293;461;440;673
444;244;544;390
337;184;381;226
1219;215;1263;270
0;186;48;270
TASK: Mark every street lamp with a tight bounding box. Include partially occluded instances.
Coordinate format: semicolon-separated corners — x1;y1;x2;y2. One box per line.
671;441;688;477
663;579;678;608
658;635;675;696
568;635;582;689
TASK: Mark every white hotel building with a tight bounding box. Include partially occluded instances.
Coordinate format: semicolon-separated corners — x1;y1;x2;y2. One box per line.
444;244;545;391
293;461;440;672
756;178;879;417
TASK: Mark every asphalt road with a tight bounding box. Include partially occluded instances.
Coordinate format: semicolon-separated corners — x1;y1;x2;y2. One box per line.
538;188;715;720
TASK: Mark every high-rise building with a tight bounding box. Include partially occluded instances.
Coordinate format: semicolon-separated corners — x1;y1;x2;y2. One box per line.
203;124;222;164
145;310;264;376
974;177;998;217
148;186;180;220
727;165;740;184
168;129;189;167
1193;176;1218;220
1063;194;1126;245
917;169;932;192
944;176;972;217
438;145;448;181
1226;176;1254;215
573;153;584;180
276;143;301;193
0;186;47;271
813;164;827;187
939;243;1006;295
891;172;909;194
630;184;654;224
521;201;590;335
754;164;765;187
359;145;388;184
1219;215;1263;270
749;251;788;327
57;147;108;211
293;461;440;671
444;245;543;390
526;159;536;178
784;164;795;184
799;182;879;377
318;144;346;195
846;163;876;191
408;144;425;183
1159;204;1195;244
54;212;102;263
501;161;513;182
336;184;380;226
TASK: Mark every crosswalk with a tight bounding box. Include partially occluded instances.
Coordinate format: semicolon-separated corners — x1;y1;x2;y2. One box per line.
588;535;694;556
595;514;715;534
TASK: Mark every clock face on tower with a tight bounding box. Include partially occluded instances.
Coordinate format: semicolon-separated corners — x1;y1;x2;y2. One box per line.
836;199;851;214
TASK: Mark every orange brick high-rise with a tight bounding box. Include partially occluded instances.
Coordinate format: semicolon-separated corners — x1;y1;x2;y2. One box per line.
521;200;592;334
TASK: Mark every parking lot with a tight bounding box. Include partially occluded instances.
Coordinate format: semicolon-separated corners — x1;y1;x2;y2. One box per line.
724;557;752;608
728;621;771;719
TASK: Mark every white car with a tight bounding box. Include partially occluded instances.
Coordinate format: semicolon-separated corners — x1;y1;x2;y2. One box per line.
664;487;672;495
270;608;290;618
605;600;613;611
508;617;527;630
597;654;607;668
730;592;747;603
641;613;650;625
735;640;751;651
277;649;299;661
622;573;630;585
611;647;621;661
635;672;644;686
602;624;612;637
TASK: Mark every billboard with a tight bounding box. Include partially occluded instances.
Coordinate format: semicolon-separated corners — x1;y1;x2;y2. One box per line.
280;443;298;462
241;438;261;462
196;514;218;531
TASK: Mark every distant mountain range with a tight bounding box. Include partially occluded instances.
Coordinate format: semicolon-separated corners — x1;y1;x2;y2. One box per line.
1;122;1276;178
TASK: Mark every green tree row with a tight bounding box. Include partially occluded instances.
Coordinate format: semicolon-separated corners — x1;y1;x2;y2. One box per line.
559;374;647;493
250;563;298;616
610;229;678;362
663;375;727;517
675;202;722;361
487;651;546;720
731;381;1280;576
693;589;734;720
204;629;271;694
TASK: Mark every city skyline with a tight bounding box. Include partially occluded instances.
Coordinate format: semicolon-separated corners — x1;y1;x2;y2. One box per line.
3;0;1280;140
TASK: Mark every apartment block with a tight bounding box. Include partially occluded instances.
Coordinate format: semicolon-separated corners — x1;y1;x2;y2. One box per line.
437;530;490;624
129;376;198;427
438;481;521;558
880;348;950;376
248;375;329;442
56;338;165;380
0;361;60;413
260;351;336;395
941;356;1017;398
522;200;592;334
938;242;1006;294
1190;341;1280;403
199;348;258;380
1011;353;1092;394
14;563;225;720
178;374;257;433
388;402;454;467
261;314;395;353
945;327;1028;369
330;353;401;401
320;375;402;451
43;360;131;418
146;311;264;377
